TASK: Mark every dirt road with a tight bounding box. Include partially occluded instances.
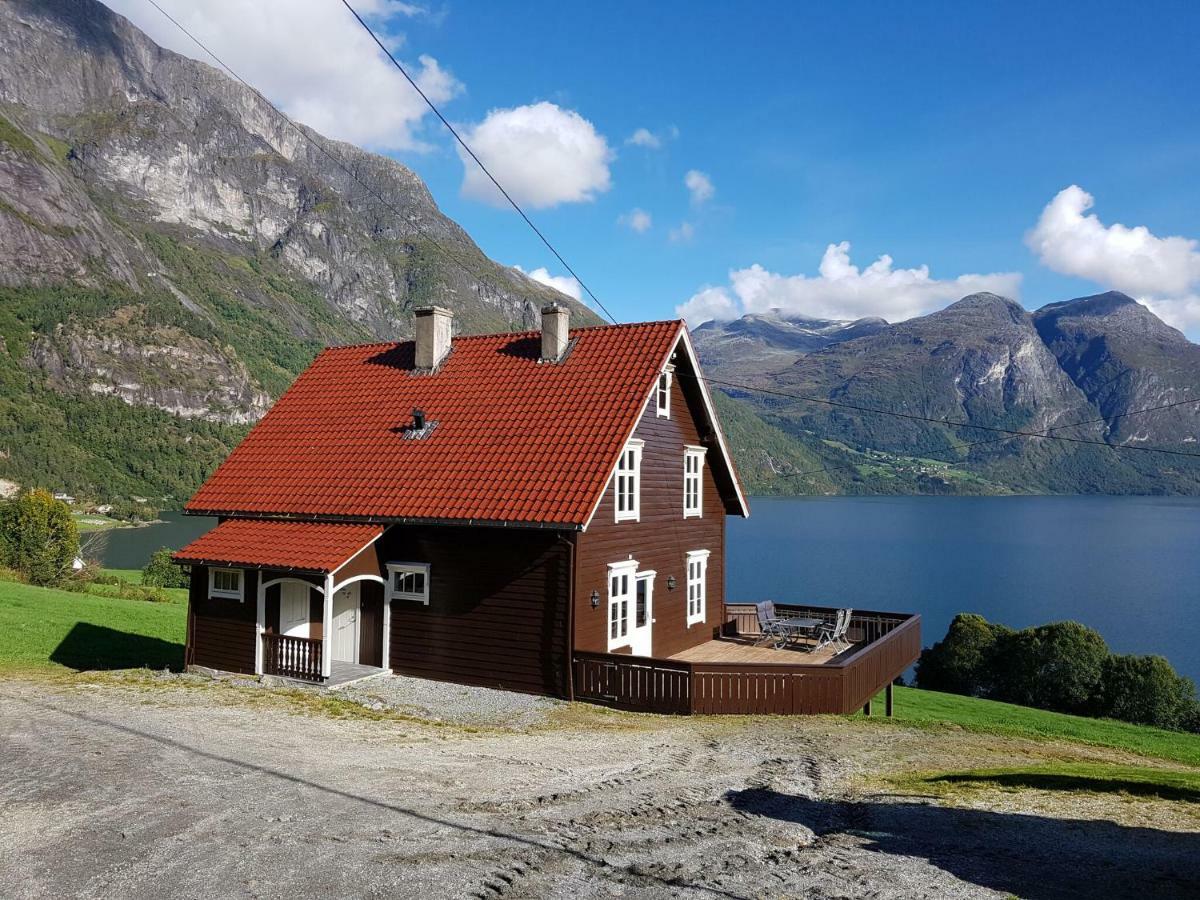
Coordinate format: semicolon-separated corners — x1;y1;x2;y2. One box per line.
1;676;1196;899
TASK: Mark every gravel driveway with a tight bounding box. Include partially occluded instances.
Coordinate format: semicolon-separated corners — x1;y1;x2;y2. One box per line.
1;675;1197;899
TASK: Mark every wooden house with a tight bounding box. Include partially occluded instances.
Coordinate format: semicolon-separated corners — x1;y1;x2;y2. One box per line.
176;305;919;714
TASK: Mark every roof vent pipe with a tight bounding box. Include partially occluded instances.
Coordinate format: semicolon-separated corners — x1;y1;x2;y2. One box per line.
540;302;570;362
412;408;425;431
414;305;453;370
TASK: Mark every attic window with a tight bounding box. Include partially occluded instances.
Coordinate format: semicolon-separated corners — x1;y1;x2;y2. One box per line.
614;439;643;522
656;365;674;418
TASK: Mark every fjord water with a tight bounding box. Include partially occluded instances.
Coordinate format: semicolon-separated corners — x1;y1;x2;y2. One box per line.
728;496;1200;686
100;498;1200;686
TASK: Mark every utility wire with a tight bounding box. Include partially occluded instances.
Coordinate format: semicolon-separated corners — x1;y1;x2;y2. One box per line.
683;372;1200;461
339;0;619;325
142;0;575;323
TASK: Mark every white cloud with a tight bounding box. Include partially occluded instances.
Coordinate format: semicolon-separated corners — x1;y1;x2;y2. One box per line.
104;0;460;152
458;102;613;209
684;169;714;206
669;222;695;244
676;242;1021;327
1027;185;1200;332
512;265;582;301
618;208;652;233
625;128;661;149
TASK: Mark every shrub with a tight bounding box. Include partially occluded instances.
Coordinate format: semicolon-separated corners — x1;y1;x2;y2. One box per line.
914;613;1009;696
989;621;1109;716
0;489;80;586
1100;654;1198;731
142;547;189;588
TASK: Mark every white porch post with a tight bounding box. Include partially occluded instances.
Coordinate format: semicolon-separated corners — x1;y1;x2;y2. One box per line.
381;595;392;671
254;575;266;675
321;573;334;679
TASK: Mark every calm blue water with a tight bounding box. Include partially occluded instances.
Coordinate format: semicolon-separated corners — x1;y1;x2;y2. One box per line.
99;498;1200;685
728;496;1200;686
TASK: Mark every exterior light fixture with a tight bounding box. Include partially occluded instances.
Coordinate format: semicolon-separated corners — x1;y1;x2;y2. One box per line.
666;575;677;590
590;589;600;608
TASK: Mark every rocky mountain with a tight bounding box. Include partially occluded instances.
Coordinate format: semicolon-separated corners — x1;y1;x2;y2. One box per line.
0;0;597;502
711;292;1200;495
692;309;887;380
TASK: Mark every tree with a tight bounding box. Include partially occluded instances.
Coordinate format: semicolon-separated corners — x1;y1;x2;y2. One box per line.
915;613;1008;696
142;547;189;589
0;489;80;586
990;621;1109;716
1100;654;1198;731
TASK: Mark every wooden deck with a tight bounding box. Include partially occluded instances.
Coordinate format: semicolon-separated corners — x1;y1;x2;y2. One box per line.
670;637;846;666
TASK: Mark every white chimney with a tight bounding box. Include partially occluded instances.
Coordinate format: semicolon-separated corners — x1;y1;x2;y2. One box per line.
540;302;570;362
414;305;453;370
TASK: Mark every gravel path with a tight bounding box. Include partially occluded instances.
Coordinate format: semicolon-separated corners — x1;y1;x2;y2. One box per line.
1;675;1197;899
336;673;562;729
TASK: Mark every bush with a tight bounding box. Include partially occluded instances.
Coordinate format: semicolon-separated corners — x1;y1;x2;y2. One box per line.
914;613;1009;696
1100;654;1198;731
0;489;80;586
990;621;1110;716
142;547;189;588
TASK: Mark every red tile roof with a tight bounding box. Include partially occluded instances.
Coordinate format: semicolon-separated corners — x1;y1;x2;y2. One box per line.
185;321;690;526
173;519;382;573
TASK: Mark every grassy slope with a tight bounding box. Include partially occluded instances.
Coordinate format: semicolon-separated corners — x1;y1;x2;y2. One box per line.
871;686;1200;767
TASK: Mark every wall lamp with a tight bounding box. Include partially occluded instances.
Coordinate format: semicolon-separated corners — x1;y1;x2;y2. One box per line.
590;589;600;608
666;575;677;590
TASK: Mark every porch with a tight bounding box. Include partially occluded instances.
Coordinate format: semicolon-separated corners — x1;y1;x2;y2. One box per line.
572;603;920;715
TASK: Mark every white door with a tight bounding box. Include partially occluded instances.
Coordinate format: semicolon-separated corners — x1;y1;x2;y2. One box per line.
331;583;359;663
279;581;310;638
630;573;654;657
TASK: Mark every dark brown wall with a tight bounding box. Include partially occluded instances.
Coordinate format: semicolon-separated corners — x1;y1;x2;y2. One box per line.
574;370;727;659
187;565;257;674
383;524;572;697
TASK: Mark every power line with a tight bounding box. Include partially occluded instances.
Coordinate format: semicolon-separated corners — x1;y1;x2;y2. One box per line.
685;372;1200;461
339;0;619;326
141;0;583;324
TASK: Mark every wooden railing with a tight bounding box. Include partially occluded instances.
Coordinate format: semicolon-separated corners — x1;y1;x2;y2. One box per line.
262;633;323;682
723;603;910;646
573;604;921;716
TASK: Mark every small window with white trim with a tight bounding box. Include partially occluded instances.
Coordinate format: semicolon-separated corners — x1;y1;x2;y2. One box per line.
684;445;706;518
614;439;643;522
387;562;430;604
685;550;709;626
209;567;243;601
607;560;637;650
656;365;674;418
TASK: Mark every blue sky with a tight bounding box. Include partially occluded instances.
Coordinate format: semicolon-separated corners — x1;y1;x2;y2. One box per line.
115;1;1200;336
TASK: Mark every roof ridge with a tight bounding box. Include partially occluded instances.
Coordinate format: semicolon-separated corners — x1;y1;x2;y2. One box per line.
320;319;684;353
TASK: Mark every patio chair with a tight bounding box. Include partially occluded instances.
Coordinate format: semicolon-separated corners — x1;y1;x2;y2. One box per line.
813;608;854;653
754;600;800;648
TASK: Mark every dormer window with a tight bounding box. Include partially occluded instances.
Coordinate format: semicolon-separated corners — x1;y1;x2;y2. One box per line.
656;366;674;418
614;439;643;522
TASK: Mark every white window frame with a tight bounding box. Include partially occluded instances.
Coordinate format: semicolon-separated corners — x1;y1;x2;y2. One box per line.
607;559;638;651
685;550;710;626
387;562;431;605
656;365;674;418
684;445;706;518
614;438;644;523
209;567;244;601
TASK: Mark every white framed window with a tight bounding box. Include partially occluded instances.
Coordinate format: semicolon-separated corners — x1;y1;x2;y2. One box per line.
607;560;637;650
387;562;430;604
684;445;706;518
656;365;674;418
209;567;243;601
685;550;709;626
614;439;643;522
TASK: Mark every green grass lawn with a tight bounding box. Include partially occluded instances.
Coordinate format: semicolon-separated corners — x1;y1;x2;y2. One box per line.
890;761;1200;803
871;685;1200;768
0;577;185;673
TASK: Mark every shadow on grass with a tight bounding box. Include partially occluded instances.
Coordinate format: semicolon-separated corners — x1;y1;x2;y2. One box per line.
727;787;1200;900
50;622;184;672
928;771;1200;803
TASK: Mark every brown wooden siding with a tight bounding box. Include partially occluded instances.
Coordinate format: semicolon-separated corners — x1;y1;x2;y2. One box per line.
187;566;257;674
575;365;727;659
384;525;572;697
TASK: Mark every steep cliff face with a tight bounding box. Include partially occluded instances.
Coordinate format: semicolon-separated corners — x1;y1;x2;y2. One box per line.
0;0;597;499
1034;292;1200;447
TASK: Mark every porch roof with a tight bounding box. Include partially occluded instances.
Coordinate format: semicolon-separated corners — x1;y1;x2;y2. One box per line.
173;519;381;574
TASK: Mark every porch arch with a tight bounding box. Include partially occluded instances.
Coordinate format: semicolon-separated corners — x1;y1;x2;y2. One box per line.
329;574;390;672
256;576;325;675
